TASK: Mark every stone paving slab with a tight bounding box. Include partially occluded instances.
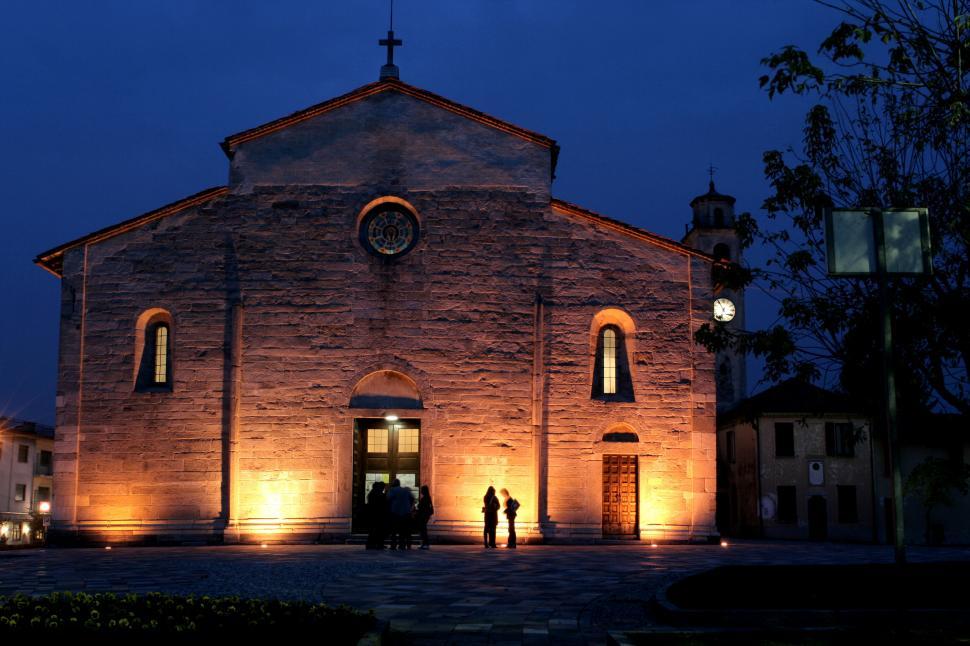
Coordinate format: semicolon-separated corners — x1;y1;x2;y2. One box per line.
1;541;969;644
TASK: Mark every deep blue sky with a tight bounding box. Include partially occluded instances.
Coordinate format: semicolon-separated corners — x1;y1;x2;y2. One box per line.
0;2;836;425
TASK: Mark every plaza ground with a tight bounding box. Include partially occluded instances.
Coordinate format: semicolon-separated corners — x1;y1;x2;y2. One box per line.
1;540;969;644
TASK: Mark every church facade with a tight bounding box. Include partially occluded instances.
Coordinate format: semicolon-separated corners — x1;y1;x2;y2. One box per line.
37;72;720;544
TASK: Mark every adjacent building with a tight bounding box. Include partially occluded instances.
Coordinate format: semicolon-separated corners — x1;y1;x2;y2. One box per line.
717;380;880;542
0;418;54;545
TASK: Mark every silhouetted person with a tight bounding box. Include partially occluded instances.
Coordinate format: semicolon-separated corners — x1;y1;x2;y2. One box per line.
387;478;414;550
501;488;519;549
482;486;500;548
365;481;387;549
416;485;434;550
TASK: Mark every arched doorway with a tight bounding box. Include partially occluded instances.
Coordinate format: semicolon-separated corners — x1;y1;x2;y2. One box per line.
350;371;423;532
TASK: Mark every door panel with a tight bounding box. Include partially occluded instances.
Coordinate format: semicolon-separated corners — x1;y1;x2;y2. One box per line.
603;454;638;537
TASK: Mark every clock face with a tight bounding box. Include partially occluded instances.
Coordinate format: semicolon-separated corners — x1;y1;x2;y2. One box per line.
713;298;736;322
362;207;418;257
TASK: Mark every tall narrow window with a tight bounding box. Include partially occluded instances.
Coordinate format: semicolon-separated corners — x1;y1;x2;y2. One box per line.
154;324;169;384
135;310;173;392
603;328;617;394
592;323;634;401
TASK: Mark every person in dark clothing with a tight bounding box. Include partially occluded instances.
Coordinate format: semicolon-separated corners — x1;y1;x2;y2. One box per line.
482;486;500;548
387;478;414;550
365;481;387;549
500;488;519;549
416;485;434;550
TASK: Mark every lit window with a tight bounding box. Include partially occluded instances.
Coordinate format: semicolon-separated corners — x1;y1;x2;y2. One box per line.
398;428;419;453
603;328;617;394
365;472;389;491
135;312;173;392
367;428;388;453
14;484;26;502
154;325;169;384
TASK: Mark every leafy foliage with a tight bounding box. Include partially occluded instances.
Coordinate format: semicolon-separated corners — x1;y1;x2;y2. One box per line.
699;0;970;419
0;592;374;639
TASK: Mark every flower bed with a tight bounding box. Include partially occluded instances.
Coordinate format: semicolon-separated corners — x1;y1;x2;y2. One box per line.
0;592;374;640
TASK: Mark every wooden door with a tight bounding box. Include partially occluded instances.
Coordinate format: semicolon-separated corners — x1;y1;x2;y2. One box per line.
602;454;638;537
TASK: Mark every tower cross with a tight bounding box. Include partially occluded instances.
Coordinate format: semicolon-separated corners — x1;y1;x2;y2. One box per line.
708;163;718;184
380;30;403;66
378;0;403;80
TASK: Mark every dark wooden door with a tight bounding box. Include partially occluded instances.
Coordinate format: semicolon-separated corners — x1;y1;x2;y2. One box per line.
602;454;638;537
352;419;420;532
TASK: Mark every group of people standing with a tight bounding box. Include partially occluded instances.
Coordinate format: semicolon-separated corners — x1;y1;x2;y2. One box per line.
364;481;520;550
483;486;519;548
365;480;434;550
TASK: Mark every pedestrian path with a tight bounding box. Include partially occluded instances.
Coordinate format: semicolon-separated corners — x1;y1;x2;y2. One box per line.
1;541;968;644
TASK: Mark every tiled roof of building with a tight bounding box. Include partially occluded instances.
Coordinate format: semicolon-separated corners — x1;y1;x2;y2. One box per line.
0;417;54;439
723;379;862;422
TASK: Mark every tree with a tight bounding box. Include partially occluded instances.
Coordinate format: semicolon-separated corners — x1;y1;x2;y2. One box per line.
905;455;970;542
698;0;969;420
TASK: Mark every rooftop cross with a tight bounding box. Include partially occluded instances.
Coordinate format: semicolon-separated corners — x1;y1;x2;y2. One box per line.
379;0;403;80
707;163;718;191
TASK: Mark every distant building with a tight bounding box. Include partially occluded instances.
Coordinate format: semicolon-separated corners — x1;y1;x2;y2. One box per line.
716;381;880;542
0;418;54;545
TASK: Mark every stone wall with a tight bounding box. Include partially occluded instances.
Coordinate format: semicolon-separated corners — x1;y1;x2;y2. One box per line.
50;183;715;543
49;88;715;544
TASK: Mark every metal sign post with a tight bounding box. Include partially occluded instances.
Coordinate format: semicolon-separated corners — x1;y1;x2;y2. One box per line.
825;207;932;565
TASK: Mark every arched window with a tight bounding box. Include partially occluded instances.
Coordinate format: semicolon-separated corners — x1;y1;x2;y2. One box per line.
713;243;731;261
592;324;634;401
135;309;173;392
713;208;725;227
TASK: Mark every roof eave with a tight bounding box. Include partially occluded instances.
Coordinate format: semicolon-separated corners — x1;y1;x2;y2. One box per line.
550;199;715;261
34;186;229;279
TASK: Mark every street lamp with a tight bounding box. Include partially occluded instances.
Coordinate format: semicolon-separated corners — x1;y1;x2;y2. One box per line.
825;207;932;565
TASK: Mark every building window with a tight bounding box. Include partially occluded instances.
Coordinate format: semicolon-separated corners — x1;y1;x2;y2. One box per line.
713;243;730;261
36;486;51;503
136;313;173;392
777;485;797;523
726;431;736;463
11;523;22;541
592;325;634;401
714;208;725;227
14;484;26;502
775;423;795;457
17;445;29;463
837;485;858;523
367;428;389;453
603;328;617;394
38;450;52;475
825;422;855;457
398;428;419;453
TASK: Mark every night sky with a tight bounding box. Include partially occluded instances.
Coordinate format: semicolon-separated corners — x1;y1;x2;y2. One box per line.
0;2;836;425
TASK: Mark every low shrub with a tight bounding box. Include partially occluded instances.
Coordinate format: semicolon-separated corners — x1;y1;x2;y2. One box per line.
0;591;374;641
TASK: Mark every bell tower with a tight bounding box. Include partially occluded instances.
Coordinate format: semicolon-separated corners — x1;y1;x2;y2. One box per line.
682;178;747;412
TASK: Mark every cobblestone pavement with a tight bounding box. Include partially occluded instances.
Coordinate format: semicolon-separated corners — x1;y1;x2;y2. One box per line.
1;540;969;644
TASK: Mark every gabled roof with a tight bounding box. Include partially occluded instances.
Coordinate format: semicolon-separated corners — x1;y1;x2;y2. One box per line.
34;186;228;277
551;199;714;261
0;417;54;439
723;379;863;423
220;78;560;177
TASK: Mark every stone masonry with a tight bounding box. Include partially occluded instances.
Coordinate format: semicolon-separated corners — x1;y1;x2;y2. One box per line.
38;80;716;544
